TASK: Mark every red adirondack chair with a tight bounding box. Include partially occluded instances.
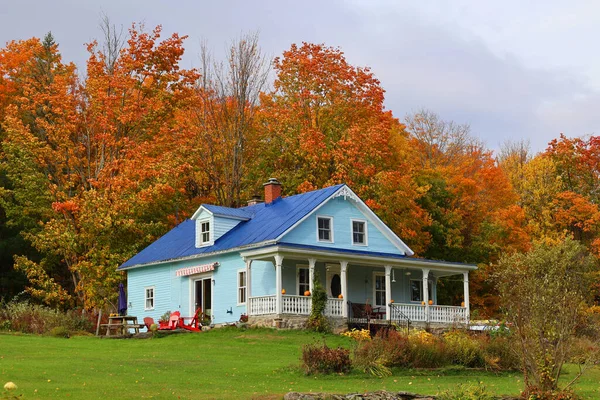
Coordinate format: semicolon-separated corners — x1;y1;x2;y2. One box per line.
143;317;155;330
180;308;203;332
158;311;181;330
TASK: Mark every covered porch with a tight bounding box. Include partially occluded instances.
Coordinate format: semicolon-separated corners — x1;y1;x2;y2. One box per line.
241;245;475;326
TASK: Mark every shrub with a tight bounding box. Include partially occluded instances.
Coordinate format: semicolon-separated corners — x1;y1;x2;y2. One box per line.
568;336;600;365
301;343;351;375
48;326;70;338
522;386;581;400
437;382;496;400
352;329;409;376
0;301;96;334
341;328;371;342
407;330;447;368
307;273;329;333
483;336;520;371
443;330;484;368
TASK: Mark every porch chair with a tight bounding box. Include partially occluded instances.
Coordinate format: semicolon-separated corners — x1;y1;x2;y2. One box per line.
179;308;203;332
143;317;155;330
169;311;181;329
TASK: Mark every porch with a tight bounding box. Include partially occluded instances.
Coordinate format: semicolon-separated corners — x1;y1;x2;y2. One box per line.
241;244;475;327
248;295;468;325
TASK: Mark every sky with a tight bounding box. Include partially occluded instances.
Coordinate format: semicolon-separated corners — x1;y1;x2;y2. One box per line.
0;0;598;152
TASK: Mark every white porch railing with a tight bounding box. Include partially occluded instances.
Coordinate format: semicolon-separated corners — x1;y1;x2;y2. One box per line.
390;303;426;322
429;305;467;324
282;295;312;315
248;295;344;317
324;298;343;317
390;303;467;324
248;295;277;315
249;296;467;324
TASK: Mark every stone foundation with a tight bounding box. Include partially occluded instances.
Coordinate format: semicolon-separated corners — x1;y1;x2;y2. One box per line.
248;315;349;333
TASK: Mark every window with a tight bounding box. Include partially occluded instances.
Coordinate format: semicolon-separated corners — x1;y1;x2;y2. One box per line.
317;216;333;242
352;220;367;245
374;273;386;307
145;286;155;310
410;280;433;302
410;280;421;302
298;267;309;295
237;270;246;304
200;220;210;244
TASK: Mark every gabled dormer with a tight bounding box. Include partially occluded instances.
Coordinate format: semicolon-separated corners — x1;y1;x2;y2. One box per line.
191;204;252;248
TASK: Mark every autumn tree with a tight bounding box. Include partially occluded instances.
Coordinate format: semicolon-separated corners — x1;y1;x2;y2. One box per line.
192;31;270;207
1;25;201;309
496;238;597;396
255;42;431;252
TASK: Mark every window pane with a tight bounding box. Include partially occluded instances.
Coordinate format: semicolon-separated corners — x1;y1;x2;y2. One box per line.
410;280;422;302
352;221;365;244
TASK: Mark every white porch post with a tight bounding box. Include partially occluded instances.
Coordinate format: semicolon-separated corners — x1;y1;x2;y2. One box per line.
340;261;348;318
423;268;430;323
463;271;470;324
275;254;284;316
308;258;316;294
385;265;392;321
245;258;252;300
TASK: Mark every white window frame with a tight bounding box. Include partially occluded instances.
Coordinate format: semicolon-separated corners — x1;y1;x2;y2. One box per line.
372;272;386;307
198;218;211;246
316;215;334;243
237;269;247;305
296;264;310;295
351;219;368;246
144;286;155;310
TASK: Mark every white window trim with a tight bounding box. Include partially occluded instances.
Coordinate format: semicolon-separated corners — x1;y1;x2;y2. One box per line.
197;218;213;247
351;219;368;246
296;264;310;295
372;272;386;307
144;286;155;311
237;269;247;306
316;215;334;243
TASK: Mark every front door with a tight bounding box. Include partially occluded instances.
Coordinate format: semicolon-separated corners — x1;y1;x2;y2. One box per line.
193;277;212;321
326;265;341;298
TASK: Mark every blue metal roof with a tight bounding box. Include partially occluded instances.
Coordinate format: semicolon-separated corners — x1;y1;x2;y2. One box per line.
202;204;253;220
119;184;345;269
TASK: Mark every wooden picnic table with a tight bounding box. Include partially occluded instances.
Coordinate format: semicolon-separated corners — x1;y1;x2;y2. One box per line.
99;316;145;337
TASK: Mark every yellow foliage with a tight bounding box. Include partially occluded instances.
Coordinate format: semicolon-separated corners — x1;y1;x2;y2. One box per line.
341;328;371;341
408;329;436;344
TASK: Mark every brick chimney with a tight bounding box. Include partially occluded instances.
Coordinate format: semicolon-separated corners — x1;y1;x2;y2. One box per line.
247;195;263;206
263;178;282;204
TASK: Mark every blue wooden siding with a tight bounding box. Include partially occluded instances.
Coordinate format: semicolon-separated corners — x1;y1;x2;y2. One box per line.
281;197;402;254
128;252;250;325
213;216;241;241
251;260;276;297
275;259;436;305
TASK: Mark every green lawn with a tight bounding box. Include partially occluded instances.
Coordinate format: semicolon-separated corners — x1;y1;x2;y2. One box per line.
1;328;599;399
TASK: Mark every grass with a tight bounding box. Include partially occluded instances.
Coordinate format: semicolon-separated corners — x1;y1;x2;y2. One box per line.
1;328;599;399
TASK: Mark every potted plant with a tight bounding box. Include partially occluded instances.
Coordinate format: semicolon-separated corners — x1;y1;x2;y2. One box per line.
158;311;171;329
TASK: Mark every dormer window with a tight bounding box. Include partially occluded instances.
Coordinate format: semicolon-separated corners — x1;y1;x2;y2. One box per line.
352;219;367;245
317;216;333;242
199;219;211;244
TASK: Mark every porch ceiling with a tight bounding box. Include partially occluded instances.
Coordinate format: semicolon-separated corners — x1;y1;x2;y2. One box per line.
240;244;476;274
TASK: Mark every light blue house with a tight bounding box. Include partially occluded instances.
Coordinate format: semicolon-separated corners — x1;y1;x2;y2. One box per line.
119;179;476;328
